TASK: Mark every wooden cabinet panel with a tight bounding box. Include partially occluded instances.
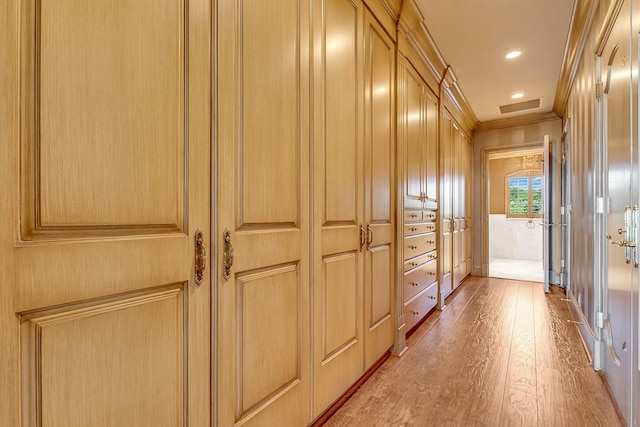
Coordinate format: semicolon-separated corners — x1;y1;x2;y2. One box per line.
441;109;471;297
217;0;311;425
312;0;364;417
13;1;212;425
28;0;184;232
363;10;395;370
402;62;425;209
425;91;438;203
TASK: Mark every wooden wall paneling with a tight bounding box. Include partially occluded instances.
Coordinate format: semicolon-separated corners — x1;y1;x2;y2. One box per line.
363;9;395;369
312;0;365;417
217;0;311;425
13;0;212;424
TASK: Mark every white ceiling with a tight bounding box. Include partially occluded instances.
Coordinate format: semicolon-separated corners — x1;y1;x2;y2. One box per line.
415;0;576;123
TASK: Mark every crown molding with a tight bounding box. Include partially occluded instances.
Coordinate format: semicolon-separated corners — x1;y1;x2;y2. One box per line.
398;0;478;132
553;0;600;117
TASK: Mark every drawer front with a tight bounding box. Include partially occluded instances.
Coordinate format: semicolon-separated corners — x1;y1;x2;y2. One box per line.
404;258;437;301
404;283;438;332
404;250;438;272
404;222;436;236
404;210;422;223
404;222;435;236
404;233;437;260
423;210;437;221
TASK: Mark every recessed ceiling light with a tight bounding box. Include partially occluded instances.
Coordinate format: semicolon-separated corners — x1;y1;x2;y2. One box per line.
505;51;521;59
512;93;524;99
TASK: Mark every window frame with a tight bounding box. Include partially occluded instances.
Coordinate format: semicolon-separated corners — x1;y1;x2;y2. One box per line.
505;170;544;219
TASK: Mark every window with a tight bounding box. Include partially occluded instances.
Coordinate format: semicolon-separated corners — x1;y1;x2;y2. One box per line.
506;171;543;218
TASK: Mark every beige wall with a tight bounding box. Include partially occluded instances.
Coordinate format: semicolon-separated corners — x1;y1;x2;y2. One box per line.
472;119;563;276
488;154;543;215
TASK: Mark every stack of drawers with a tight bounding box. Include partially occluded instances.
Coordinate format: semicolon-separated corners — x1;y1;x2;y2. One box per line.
403;209;438;332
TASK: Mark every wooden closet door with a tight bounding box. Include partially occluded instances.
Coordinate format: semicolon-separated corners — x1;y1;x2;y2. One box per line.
2;1;212;425
441;111;454;295
363;11;395;370
425;90;439;205
312;0;365;416
216;1;311;425
401;59;426;209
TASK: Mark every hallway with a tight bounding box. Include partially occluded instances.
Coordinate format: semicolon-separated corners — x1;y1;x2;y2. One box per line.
325;277;623;426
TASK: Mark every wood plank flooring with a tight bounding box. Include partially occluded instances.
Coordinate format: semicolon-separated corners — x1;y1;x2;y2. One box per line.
325;276;623;427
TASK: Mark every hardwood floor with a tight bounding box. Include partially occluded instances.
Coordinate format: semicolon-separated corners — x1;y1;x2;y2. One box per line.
324;276;624;427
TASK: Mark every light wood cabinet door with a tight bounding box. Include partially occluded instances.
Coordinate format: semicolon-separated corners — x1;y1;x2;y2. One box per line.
363;10;395;370
312;0;365;416
425;90;439;204
3;1;212;425
216;1;311;425
401;59;426;209
441;111;454;294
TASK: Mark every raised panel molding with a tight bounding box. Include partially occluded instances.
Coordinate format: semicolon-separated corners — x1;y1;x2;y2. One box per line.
368;245;392;327
322;252;359;361
19;284;186;426
20;0;187;240
238;0;301;228
236;263;301;421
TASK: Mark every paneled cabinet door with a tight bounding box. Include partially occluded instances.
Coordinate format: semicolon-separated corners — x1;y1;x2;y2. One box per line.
8;1;211;425
425;91;439;205
363;10;395;370
312;0;365;418
400;58;426;209
217;1;312;426
440;111;454;295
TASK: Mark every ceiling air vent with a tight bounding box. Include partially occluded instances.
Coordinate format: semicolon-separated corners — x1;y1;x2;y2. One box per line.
499;98;541;114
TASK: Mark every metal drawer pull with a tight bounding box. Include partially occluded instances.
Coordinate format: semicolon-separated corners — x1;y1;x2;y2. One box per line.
408;245;418;250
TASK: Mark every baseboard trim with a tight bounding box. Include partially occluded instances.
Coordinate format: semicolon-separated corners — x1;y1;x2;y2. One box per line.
566;289;594;364
310;351;391;426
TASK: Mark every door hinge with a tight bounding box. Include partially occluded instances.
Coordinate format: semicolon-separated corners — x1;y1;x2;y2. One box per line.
597;311;605;329
596;197;605;214
596;82;603;100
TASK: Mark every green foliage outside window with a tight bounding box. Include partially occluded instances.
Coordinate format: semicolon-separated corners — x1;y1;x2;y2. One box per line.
507;173;543;218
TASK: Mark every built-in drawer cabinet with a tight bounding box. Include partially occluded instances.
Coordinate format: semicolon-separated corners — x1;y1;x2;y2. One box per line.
404;282;438;332
403;258;437;301
402;209;438;336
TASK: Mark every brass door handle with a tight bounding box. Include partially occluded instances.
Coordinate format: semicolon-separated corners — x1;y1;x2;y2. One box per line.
195;229;207;285
359;224;366;251
366;225;373;246
223;228;234;280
